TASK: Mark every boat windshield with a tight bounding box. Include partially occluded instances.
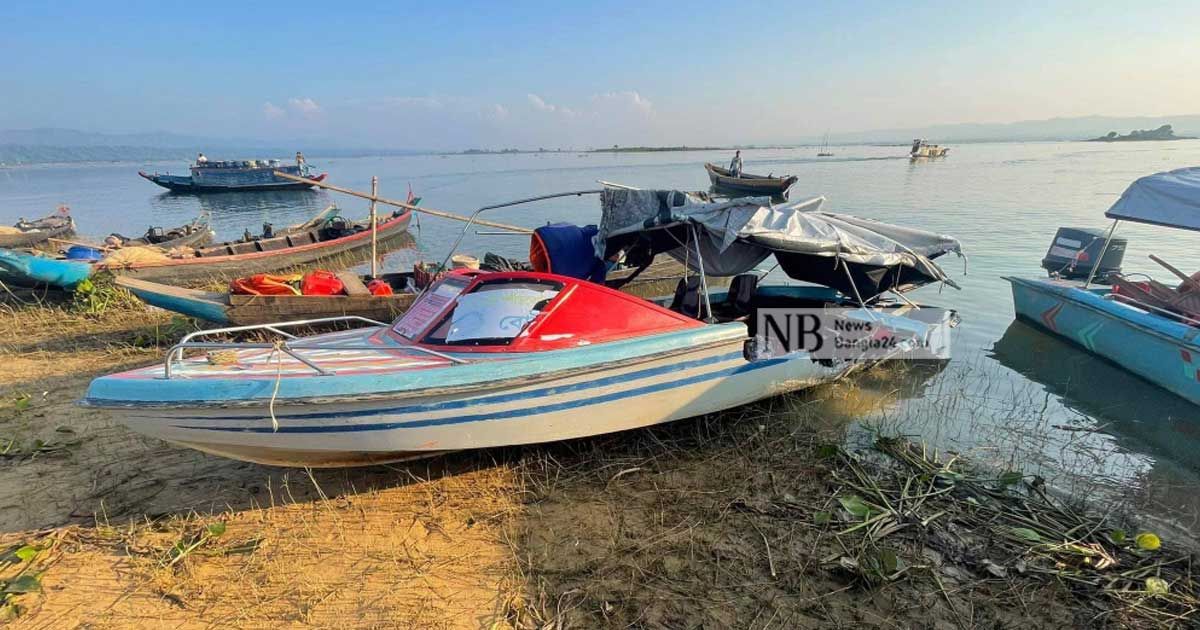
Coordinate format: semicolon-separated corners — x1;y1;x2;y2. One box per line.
391;275;473;339
422;279;562;346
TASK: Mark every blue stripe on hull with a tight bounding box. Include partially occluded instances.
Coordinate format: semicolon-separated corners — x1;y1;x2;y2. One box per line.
156;351;748;422
127;287;230;324
170;356;792;434
1008;277;1200;406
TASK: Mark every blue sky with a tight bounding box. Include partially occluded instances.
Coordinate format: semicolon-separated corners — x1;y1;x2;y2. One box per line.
3;1;1198;149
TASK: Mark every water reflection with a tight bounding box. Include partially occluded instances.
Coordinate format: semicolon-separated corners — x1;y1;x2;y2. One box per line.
990;320;1200;471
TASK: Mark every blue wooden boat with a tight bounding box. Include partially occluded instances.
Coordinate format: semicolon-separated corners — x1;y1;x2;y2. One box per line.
82;187;963;467
139;156;327;192
1006;166;1200;406
0;249;93;288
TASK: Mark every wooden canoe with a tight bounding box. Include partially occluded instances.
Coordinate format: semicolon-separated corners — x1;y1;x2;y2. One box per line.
98;210;413;286
116;257;731;325
0;212;75;249
704;163;797;197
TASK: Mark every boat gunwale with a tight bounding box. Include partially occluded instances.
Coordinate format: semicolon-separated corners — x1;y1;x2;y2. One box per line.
1005;275;1200;350
80;332;750;410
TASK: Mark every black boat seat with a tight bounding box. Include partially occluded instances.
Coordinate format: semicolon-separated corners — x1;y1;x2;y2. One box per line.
722;273;758;317
670;276;704;319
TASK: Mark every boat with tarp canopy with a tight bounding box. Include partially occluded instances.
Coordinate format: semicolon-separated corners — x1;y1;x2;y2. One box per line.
596;188;963;303
1006;166;1200;406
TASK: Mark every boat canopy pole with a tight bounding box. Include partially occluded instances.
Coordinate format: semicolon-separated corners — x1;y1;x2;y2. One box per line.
272;171;533;233
689;223;715;322
1083;219;1120;288
435;190;603;277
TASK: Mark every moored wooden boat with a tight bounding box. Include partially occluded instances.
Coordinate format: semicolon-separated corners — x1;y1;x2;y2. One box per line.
139;157;327;192
98;210;413;285
704;163;797;197
115;257;728;325
0;215;214;289
0;210;75;249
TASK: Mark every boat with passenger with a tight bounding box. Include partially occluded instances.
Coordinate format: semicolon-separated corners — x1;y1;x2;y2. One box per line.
83;186;964;467
909;139;949;159
1006;166;1200;406
139;152;327;192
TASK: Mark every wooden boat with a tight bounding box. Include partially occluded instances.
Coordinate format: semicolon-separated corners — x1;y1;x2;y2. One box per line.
139;157;327;192
83;186;962;468
96;210;413;285
0;215;214;289
1006;167;1200;407
115;257;727;325
704;163;797;197
0;210;75;249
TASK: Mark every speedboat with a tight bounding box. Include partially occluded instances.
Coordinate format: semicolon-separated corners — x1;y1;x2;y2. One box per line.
1006;166;1200;406
83;187;964;467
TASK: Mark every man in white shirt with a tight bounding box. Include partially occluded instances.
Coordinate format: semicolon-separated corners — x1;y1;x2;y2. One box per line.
729;150;743;177
196;152;208;165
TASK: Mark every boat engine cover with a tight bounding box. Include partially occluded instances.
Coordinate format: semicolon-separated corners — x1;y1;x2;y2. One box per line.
1040;226;1126;282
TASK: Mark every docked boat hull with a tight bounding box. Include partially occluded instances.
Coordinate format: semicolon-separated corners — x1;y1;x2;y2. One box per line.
85;329;853;467
0;215;75;249
0;249;93;288
139;170;328;192
1006;276;1200;406
99;212;413;285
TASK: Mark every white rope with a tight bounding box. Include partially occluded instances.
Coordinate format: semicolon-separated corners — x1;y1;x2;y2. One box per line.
268;340;284;432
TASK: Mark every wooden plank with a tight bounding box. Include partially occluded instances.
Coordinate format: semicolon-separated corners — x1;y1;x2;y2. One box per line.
337;271;372;296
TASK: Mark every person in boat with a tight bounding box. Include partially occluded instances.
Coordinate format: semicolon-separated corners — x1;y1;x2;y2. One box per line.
729;150;743;177
196;152;208;165
296;151;306;168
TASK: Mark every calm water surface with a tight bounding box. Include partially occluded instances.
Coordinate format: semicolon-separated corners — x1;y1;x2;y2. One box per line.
2;142;1198;536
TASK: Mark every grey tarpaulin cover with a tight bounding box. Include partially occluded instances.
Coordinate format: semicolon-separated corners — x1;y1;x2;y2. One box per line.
1106;166;1200;232
596;187;963;295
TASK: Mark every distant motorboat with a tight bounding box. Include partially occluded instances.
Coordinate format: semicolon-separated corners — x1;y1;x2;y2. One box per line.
909;139;949;159
139;156;327;193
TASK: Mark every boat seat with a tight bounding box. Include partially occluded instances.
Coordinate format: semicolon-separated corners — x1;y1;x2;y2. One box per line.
669;276;704;319
722;274;758;317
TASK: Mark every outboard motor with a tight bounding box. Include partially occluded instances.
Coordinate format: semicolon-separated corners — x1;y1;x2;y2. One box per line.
262;222;274;239
1041;227;1127;282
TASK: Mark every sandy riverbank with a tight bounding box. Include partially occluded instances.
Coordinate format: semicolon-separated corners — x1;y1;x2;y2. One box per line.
0;294;1193;628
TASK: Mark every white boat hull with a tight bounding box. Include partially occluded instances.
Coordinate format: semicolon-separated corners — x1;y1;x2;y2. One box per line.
110;341;849;467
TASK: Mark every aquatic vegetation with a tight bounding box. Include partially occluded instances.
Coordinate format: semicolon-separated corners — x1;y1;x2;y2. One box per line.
824;437;1198;627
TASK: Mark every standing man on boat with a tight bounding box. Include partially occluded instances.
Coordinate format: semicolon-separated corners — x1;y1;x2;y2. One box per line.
729;150;743;177
296;151;306;168
196;152;208;165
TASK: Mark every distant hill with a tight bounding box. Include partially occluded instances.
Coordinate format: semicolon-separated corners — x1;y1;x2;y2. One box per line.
1087;124;1196;142
824;114;1200;145
0;128;429;165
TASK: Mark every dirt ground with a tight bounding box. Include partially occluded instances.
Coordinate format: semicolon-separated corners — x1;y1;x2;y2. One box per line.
0;297;1176;628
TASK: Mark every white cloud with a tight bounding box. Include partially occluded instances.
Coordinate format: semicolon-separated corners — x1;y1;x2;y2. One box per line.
287;97;322;116
591;91;654;116
262;102;286;120
527;94;575;116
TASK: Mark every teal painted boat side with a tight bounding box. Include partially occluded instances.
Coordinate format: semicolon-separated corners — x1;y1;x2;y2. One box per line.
0;249;93;289
1006;276;1200;406
124;283;231;324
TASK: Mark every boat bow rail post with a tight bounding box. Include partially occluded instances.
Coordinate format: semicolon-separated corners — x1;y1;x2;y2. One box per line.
162;316;469;379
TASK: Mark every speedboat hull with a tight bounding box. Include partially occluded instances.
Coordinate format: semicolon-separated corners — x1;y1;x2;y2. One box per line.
1006;276;1200;406
84;325;853;467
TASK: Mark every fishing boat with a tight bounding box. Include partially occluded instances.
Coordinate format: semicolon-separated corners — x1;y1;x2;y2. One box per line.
0;207;75;249
0;215;214;288
1005;166;1200;406
705;163;798;198
115;257;725;326
909;139;949;159
139;155;327;192
83;187;963;467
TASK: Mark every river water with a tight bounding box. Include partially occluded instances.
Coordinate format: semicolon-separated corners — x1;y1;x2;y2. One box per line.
2;141;1198;537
